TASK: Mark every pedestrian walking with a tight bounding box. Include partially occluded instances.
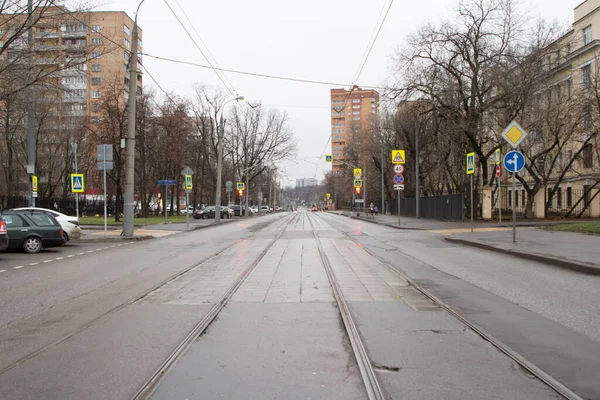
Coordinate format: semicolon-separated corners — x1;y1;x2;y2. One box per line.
369;202;374;216
374;206;379;216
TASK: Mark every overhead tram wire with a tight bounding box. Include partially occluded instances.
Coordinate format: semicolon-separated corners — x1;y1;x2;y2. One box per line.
172;0;238;97
163;0;237;98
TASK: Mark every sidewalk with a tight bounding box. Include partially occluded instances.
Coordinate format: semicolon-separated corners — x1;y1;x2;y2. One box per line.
77;218;236;243
329;210;600;275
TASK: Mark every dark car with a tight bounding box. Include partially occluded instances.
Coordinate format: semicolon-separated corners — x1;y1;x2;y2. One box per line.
0;215;8;252
1;211;64;253
193;206;232;220
228;205;247;216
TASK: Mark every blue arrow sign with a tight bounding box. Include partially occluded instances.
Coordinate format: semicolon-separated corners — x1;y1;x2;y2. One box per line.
393;174;405;184
156;180;178;185
503;151;525;174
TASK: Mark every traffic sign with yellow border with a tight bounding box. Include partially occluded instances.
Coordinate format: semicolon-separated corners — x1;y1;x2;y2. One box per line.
71;174;84;193
325;154;333;162
392;150;406;164
353;179;363;188
353;168;362;178
326;193;330;199
184;174;193;190
237;182;245;190
32;175;38;192
466;152;475;175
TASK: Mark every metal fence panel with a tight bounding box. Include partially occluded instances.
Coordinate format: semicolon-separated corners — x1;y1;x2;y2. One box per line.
374;194;464;221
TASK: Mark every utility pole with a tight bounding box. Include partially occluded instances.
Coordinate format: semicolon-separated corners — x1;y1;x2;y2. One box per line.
72;142;79;219
415;119;420;219
380;133;385;215
26;0;36;207
123;0;145;237
215;119;225;224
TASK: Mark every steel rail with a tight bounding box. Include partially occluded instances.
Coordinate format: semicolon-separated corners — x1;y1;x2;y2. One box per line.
305;212;386;400
0;213;292;377
132;212;300;399
320;212;582;400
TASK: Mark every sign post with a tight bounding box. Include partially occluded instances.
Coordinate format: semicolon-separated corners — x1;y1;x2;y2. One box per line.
391;150;406;224
500;121;528;243
97;144;113;238
503;151;525;243
181;167;194;229
466;152;475;232
156;179;178;224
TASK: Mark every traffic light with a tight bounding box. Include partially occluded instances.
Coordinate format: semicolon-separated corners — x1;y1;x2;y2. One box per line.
354;187;361;195
238;189;244;197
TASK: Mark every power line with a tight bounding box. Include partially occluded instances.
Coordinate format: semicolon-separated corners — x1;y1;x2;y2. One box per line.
173;0;237;97
162;0;237;98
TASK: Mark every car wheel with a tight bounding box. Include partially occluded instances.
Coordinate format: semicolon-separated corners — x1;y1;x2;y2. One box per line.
223;213;229;219
202;214;208;219
63;232;70;242
23;236;42;254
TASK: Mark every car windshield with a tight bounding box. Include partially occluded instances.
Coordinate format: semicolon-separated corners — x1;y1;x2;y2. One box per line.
28;213;58;226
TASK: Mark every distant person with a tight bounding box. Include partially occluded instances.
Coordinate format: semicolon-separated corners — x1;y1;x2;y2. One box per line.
53;202;59;211
82;205;88;217
369;202;374;216
374;206;379;216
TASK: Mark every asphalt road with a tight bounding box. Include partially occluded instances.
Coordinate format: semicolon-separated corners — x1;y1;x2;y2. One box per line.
0;210;598;399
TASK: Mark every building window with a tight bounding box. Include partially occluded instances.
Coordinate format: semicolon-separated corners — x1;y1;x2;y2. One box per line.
583;106;592;129
92;77;101;85
91;52;100;59
124;91;129;100
138;39;142;48
92;90;100;98
92;37;101;45
92;118;100;125
352;111;360;115
352;105;360;109
124;38;130;49
124;25;131;36
352;117;360;121
514;189;518;207
557;188;562;207
92;103;100;112
566;187;573;207
92;25;100;32
583;144;593;168
567;78;572;99
583;25;592;45
91;64;101;72
521;190;526;207
582;64;591;89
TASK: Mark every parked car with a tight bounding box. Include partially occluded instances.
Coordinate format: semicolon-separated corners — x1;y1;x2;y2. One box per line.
0;215;8;252
1;211;64;253
193;206;233;220
179;206;195;215
249;206;258;215
12;207;82;241
228;204;249;216
260;206;270;213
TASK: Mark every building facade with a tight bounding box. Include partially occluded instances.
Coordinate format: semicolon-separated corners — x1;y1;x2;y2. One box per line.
296;178;318;188
0;6;142;198
330;86;379;171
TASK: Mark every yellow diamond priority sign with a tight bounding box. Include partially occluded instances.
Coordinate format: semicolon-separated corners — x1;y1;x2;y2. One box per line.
500;120;528;149
391;150;405;164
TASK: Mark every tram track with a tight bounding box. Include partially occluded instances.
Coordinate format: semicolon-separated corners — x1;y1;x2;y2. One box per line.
317;211;582;400
0;213;293;379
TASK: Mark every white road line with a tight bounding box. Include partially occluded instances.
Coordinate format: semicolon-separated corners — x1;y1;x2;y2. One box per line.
0;270;6;273
43;260;52;263
28;262;39;266
55;257;64;260
110;245;117;248
85;251;94;254
67;255;75;258
103;247;109;250
13;266;24;269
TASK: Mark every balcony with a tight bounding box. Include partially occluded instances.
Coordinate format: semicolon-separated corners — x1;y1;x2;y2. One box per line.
35;32;59;39
331;113;345;119
61;31;87;39
63;110;87;117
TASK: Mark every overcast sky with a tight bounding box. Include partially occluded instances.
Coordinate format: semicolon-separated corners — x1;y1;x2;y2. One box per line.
95;0;579;187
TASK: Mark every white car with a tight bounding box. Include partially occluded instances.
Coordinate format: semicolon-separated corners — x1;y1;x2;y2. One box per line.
12;207;82;241
179;206;195;215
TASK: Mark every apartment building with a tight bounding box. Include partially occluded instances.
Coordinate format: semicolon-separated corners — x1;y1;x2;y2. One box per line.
0;6;142;196
296;178;318;188
330;86;379;171
493;0;600;218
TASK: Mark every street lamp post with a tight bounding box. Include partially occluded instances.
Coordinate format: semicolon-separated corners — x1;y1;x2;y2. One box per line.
123;0;145;237
215;96;244;224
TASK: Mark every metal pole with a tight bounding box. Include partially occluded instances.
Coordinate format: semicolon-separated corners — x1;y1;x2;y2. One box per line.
243;155;248;218
380;138;384;215
498;174;502;224
512;173;516;243
258;183;262;215
164;181;168;224
470;174;474;233
363;168;366;215
72;142;79;219
123;2;144;237
186;190;189;229
397;189;401;225
103;146;107;238
27;0;36;207
215;119;224;224
415;119;420;219
269;169;273;212
227;190;230;208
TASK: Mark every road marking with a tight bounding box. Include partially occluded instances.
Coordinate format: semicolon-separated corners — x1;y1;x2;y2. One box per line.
0;270;5;273
76;253;85;256
13;266;24;269
67;255;75;258
85;251;94;254
55;257;64;260
110;245;117;248
43;260;52;263
28;263;39;266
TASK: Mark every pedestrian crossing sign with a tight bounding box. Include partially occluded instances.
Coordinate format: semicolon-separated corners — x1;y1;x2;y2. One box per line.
325;154;333;162
466;152;475;175
237;182;245;190
71;174;84;193
185;174;193;191
391;150;405;164
31;175;38;192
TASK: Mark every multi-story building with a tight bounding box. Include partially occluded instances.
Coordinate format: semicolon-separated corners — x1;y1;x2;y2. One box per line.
492;0;600;218
0;6;142;197
330;86;379;171
296;178;318;188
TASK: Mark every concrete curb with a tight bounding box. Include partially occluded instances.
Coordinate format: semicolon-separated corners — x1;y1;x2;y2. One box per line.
74;235;154;243
444;236;600;276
